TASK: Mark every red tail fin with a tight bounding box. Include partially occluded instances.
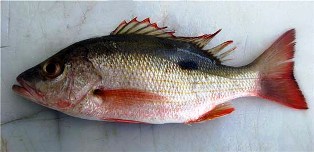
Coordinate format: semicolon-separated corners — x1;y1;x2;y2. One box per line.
252;29;308;109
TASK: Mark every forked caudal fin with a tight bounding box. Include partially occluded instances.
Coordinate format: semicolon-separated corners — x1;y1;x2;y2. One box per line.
251;29;308;109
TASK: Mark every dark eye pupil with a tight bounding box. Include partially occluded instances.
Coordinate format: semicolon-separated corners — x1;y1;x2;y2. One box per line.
46;63;56;74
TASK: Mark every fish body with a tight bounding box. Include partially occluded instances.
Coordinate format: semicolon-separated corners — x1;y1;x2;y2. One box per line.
13;18;308;124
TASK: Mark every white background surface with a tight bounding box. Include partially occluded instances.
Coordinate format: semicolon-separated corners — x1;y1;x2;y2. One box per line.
1;2;314;151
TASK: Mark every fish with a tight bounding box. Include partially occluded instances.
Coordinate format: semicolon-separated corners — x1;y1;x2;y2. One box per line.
12;17;308;124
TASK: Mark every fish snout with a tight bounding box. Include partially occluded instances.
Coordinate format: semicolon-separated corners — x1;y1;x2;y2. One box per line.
12;69;44;102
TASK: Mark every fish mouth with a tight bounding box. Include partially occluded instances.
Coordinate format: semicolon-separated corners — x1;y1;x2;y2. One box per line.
12;77;43;102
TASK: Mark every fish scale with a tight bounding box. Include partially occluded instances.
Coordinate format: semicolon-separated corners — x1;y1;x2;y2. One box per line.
12;18;307;124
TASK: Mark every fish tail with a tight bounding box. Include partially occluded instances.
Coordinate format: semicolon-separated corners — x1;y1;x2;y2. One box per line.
250;29;308;109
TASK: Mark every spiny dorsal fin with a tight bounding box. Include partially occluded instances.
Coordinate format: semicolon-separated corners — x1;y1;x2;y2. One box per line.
111;18;224;48
111;17;236;64
111;17;175;38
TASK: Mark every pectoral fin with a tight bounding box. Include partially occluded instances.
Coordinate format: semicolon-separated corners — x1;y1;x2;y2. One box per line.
186;102;235;124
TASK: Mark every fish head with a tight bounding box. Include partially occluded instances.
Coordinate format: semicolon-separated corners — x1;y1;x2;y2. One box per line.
12;46;101;112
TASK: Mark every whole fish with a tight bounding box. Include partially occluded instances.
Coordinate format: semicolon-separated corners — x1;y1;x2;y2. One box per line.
12;17;308;124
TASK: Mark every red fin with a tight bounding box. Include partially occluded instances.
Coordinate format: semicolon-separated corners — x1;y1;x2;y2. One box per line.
176;29;222;48
95;89;166;123
206;40;236;64
207;40;233;55
186;102;234;124
252;29;308;109
93;89;166;106
110;17;175;38
103;118;148;124
110;18;231;49
111;20;127;35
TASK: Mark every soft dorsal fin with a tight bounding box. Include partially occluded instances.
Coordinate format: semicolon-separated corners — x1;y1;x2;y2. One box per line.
186;102;235;124
176;29;221;49
111;17;236;64
206;41;236;62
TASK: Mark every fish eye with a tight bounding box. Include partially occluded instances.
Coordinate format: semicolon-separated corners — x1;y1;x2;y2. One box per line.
42;60;63;79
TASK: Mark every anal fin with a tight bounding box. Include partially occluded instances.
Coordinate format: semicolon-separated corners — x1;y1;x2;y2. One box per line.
186;102;235;124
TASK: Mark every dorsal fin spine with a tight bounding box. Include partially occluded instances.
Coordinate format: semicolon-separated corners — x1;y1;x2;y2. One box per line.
130;23;151;34
139;27;158;35
111;17;175;38
145;27;164;36
111;20;127;35
151;23;158;28
200;29;222;48
211;29;222;37
116;18;139;34
123;17;141;34
126;22;143;34
142;18;150;23
124;22;140;34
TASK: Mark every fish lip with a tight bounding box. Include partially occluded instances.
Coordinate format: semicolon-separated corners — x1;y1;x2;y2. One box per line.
12;84;33;98
12;77;44;101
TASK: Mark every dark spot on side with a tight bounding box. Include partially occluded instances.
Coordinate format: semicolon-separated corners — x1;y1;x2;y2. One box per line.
93;89;103;95
177;60;198;70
